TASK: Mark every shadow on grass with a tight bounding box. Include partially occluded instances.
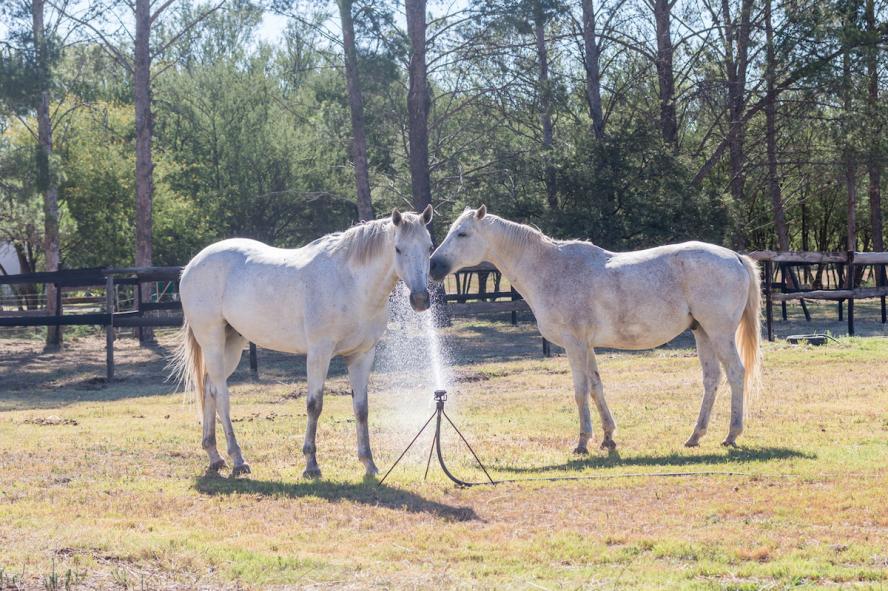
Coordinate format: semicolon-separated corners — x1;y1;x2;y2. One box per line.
194;473;479;522
494;446;814;474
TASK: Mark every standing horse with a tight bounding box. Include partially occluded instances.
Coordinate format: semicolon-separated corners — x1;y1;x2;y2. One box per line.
430;206;761;451
171;206;434;478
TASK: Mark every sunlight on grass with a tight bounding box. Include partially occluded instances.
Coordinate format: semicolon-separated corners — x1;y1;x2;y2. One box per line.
1;334;887;588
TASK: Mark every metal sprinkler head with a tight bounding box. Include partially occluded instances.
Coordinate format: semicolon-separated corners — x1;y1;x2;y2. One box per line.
434;389;447;409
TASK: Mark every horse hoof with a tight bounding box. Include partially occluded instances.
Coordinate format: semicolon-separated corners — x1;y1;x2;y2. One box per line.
685;435;701;447
364;463;379;477
231;463;251;477
600;439;617;451
208;460;227;473
302;467;322;480
721;439;738;448
573;446;589;455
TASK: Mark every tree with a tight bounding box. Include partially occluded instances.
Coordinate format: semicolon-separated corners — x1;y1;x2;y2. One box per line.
52;0;225;270
581;0;605;139
338;0;374;221
405;0;433;219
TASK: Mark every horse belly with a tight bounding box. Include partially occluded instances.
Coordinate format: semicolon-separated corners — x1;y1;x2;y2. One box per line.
592;300;691;350
222;276;311;354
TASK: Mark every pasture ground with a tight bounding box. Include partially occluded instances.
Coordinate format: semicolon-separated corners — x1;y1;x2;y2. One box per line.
1;303;888;590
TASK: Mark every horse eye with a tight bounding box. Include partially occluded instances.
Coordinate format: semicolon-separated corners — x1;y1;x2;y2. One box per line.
457;232;467;238
395;247;402;255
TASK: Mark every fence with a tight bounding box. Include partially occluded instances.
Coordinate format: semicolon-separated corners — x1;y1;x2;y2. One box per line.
747;251;888;341
3;250;887;379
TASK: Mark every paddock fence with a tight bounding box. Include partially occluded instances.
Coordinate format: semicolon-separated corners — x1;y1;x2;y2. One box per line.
2;250;887;379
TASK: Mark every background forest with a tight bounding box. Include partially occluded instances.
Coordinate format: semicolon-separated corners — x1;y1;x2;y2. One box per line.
1;0;886;276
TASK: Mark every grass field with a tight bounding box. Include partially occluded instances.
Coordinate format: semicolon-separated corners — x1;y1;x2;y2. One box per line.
1;319;888;590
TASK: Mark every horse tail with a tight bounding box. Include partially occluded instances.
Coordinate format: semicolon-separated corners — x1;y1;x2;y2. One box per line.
168;319;206;415
736;255;763;404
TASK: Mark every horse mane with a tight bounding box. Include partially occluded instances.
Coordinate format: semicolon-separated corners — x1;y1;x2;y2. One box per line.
487;215;565;255
326;218;392;265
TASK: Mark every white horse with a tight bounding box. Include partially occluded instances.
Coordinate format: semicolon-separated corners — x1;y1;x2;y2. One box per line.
172;206;434;478
430;206;761;452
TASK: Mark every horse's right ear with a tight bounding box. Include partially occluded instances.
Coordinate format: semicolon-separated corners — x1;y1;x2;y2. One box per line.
475;204;487;220
392;208;402;226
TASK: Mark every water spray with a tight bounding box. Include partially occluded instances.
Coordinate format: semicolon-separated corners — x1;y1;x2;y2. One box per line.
378;389;495;488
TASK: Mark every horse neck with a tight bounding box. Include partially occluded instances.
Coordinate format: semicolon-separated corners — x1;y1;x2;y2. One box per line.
350;234;399;310
481;217;551;295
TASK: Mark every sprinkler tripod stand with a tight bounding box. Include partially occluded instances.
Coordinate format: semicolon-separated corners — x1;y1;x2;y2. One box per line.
378;390;495;487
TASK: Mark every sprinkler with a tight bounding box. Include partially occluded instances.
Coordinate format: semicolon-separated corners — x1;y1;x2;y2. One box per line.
378;389;494;487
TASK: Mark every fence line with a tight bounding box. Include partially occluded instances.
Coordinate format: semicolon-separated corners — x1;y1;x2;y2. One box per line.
2;250;888;378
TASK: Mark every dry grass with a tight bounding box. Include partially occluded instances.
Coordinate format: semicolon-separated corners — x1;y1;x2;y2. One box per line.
1;321;888;590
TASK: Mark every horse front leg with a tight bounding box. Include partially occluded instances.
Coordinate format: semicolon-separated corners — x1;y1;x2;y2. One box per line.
302;344;333;479
587;351;617;450
565;344;592;454
346;348;378;477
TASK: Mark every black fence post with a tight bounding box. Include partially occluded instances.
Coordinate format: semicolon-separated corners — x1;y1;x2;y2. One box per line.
105;275;115;380
847;251;855;336
249;342;258;379
50;282;62;348
764;259;774;342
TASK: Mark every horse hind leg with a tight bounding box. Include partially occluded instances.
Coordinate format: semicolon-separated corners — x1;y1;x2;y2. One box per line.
200;328;249;476
222;328;250;475
587;351;616;450
685;327;723;447
708;332;746;447
565;343;592;454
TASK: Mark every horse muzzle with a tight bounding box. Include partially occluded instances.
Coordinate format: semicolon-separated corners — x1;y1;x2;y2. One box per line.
429;257;450;282
409;289;431;312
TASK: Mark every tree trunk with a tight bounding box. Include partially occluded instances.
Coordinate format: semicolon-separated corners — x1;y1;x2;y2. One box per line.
338;0;374;221
764;0;788;250
32;0;62;348
405;0;433;222
582;0;604;139
653;0;677;148
134;0;153;268
534;3;556;210
865;0;883;253
721;0;753;248
134;0;154;340
844;48;857;252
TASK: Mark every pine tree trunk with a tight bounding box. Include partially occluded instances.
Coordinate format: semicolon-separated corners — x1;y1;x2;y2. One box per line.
405;0;433;223
582;0;604;139
764;0;788;250
844;49;857;253
338;0;374;221
134;0;154;340
32;0;62;349
722;0;753;248
865;0;883;253
534;4;556;210
653;0;677;148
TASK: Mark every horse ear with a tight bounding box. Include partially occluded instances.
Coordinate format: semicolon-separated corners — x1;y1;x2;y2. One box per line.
391;208;402;226
421;204;433;225
475;204;487;220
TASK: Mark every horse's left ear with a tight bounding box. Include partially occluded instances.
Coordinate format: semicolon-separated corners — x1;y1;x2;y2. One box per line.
392;208;402;226
421;204;433;225
475;204;487;220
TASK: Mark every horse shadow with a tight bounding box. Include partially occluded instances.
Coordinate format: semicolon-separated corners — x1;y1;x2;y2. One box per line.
494;446;814;474
194;473;479;522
